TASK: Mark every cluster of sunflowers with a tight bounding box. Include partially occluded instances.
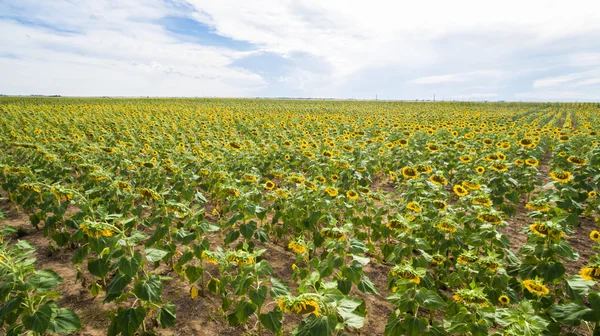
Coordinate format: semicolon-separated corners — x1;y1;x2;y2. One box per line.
2;97;600;335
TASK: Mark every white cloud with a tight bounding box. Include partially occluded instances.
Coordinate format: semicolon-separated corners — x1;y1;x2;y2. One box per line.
1;0;600;99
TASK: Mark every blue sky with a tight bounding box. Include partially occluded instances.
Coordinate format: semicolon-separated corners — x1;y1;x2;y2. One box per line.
1;0;600;101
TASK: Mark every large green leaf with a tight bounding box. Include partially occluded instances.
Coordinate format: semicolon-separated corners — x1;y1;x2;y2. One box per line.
357;275;379;294
118;252;142;277
384;311;404;336
270;277;291;297
404;314;428;336
250;285;268;307
259;308;283;333
549;303;591;326
104;273;132;302
47;308;81;334
414;289;447;310
108;307;146;336
145;247;169;263
27;269;63;291
133;275;163;303
293;315;337;336
158;302;176;328
227;301;256;325
87;257;110;278
23;301;55;333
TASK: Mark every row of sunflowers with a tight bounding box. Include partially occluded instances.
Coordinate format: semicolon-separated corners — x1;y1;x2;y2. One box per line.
1;97;600;335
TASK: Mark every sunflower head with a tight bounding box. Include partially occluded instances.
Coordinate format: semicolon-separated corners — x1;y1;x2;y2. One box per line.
522;279;549;296
264;180;275;190
346;190;359;200
498;295;510;305
550;170;572;183
590;230;600;242
475;166;485;174
453;185;469;197
401;166;418;179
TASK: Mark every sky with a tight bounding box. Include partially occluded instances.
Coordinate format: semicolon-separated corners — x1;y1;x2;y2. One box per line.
1;1;600;101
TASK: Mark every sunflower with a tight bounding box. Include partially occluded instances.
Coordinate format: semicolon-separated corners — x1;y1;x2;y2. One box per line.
315;176;326;184
462;181;481;190
386;218;410;231
116;181;132;191
590;191;597;199
390;265;421;284
243;174;257;183
264;180;275;190
143;161;156;168
389;171;396;181
432;200;447;211
558;135;570;143
346;190;359;200
472;197;492;207
498;295;510;305
322;150;333;158
453;185;469;197
275;189;289;198
288;241;307;254
325;187;338;197
522;279;549;296
490;163;508;172
475;166;485;174
427;143;439;152
529;222;563;239
580;266;600;281
457;251;478;264
429;174;447;186
406;202;422;213
278;296;321;316
514;159;524;166
452;288;488;307
590;230;600;242
477;213;502;224
139;188;160;200
525;158;539;167
525;202;550;212
431;254;445;265
459;155;472;163
550;171;572;183
519;138;533;146
401;166;418;179
416;165;433;174
436;221;458;233
558;151;567;157
201;251;218;265
567;156;586;166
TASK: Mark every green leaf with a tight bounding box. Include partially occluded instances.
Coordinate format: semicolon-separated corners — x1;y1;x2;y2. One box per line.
23;301;55;333
414;289;446;310
119;252;142;277
260;308;283;333
47;308;81;333
87;257;110;278
549;303;591;326
349;239;368;254
270;277;291;297
145;247;169;263
240;221;257;240
158;302;176;328
0;296;22;319
384;311;404;336
108;307;146;336
357;275;379;294
293;315;337;336
71;245;90;265
133;275;163;303
227;301;256;325
404;314;428;336
104;273;132;302
27;269;63;292
255;260;274;276
185;265;203;283
250;285;268;307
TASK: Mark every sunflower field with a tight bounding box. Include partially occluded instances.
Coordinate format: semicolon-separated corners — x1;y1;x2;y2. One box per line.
1;97;600;336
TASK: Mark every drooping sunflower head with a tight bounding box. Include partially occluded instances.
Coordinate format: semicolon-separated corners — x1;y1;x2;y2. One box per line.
452;288;489;307
550;170;572;183
514;159;524;166
288;240;308;254
525;158;539;167
406;202;422;213
390;264;422;285
401;166;418;179
415;164;433;175
580;266;600;281
567;155;587;166
522;279;549;296
320;227;347;241
462;181;481;190
431;200;447;211
477;212;502;224
472;196;492;207
386;216;410;231
436;220;458;233
453;185;469;197
278;295;322;316
457;250;478;265
490;163;509;172
429;174;447;186
139;188;160;200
